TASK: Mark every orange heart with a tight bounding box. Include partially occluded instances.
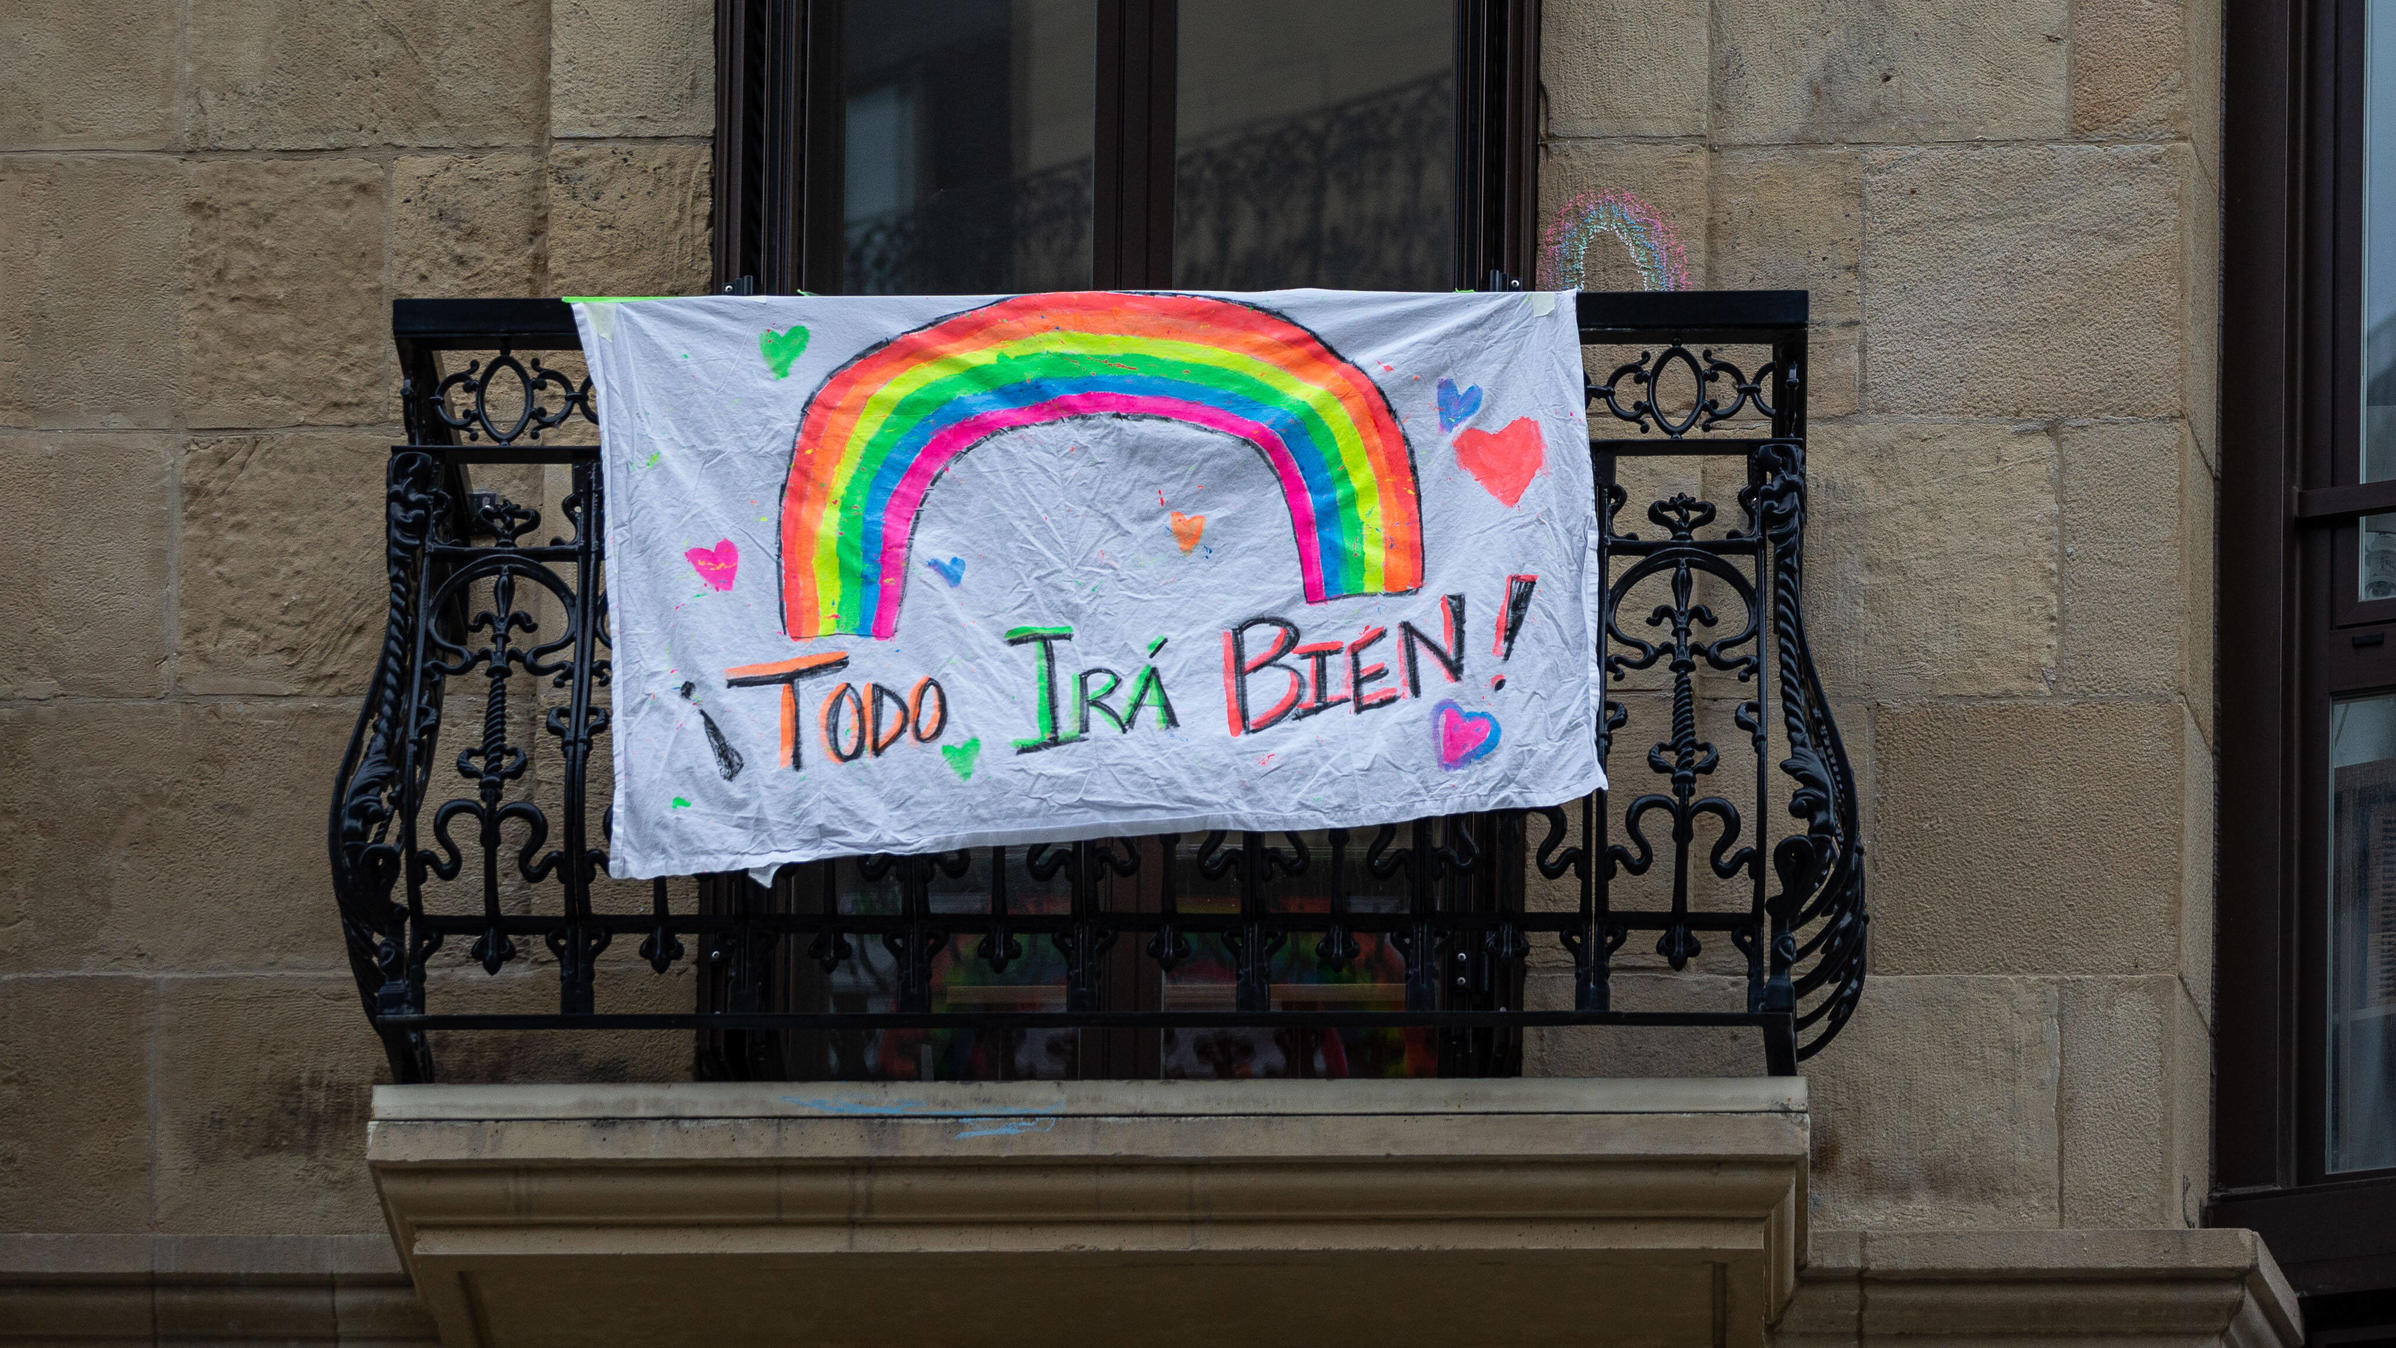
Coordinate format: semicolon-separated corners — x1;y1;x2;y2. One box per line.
1170;510;1206;553
1452;417;1546;507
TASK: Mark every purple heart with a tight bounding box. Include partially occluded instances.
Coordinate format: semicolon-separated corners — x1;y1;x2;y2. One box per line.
1433;699;1500;770
1435;377;1484;432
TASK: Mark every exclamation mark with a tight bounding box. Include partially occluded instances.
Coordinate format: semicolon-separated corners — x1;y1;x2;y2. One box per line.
1491;574;1537;689
680;681;747;780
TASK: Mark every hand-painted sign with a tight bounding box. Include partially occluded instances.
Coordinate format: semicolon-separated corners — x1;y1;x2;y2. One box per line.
575;289;1603;879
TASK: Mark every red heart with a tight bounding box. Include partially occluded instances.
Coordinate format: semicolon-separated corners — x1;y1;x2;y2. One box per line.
685;539;739;591
1452;417;1546;507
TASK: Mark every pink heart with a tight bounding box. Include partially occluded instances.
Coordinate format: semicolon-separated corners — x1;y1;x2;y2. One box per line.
1452;416;1546;507
1433;699;1501;770
685;539;739;591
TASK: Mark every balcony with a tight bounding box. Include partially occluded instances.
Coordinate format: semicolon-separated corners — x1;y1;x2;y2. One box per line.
328;288;1865;1085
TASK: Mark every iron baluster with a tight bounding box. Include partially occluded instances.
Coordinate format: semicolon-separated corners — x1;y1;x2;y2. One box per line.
1316;828;1359;971
980;846;1024;973
1149;834;1192;971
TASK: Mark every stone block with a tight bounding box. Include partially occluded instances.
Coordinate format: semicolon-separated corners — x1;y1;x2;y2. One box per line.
1778;1231;1863;1348
1522;972;1760;1079
0;977;153;1230
0;155;182;428
1872;701;2185;975
2059;420;2185;695
2174;981;2211;1226
1856;1229;2298;1343
0;0;177;149
2182;708;2215;1013
2187;150;2222;468
546;144;714;298
1535;140;1707;292
178;434;387;696
181;158;387;429
1806;975;2059;1230
337;1275;441;1343
551;0;716;138
0;702;358;974
154;977;389;1234
2057;975;2174;1226
1862;144;2183;418
1711;148;1862;417
1713;0;2067;144
1804;420;2059;699
393;152;545;297
0;433;170;698
1541;0;1708;139
154;1282;338;1340
2074;0;2186;136
186;0;544;149
2186;437;2217;745
422;955;698;1085
2190;0;2223;182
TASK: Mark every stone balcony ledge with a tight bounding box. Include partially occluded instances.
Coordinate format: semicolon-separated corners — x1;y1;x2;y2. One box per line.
368;1077;1811;1348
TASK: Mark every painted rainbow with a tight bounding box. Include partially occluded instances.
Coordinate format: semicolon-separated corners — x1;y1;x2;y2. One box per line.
779;292;1424;640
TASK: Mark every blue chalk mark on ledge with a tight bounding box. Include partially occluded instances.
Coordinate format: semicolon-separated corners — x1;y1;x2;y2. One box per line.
782;1095;1066;1140
951;1117;1058;1140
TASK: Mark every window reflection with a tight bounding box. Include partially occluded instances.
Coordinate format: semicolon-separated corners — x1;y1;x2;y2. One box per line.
2364;2;2396;596
840;0;1096;294
1156;832;1431;1079
1173;0;1455;290
2331;695;2396;1171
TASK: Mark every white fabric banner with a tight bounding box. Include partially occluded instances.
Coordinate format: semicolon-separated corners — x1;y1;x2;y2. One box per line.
574;289;1604;880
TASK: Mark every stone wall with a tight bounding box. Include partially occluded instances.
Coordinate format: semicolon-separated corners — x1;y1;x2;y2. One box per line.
1529;0;2220;1230
0;0;2219;1246
0;0;713;1237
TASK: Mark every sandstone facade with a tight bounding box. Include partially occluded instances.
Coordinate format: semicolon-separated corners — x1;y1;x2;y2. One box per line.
0;0;2215;1274
0;0;714;1243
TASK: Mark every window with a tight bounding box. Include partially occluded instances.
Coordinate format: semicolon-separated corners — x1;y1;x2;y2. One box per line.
702;0;1540;1082
2217;0;2396;1307
712;0;1537;295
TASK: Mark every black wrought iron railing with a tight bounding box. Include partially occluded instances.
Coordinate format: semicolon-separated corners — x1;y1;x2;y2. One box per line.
330;289;1865;1083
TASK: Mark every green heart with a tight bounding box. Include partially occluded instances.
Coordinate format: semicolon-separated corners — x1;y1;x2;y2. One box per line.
940;737;982;782
759;324;810;379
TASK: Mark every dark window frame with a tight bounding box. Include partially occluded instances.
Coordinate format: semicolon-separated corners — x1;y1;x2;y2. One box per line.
709;0;1541;296
2214;0;2396;1305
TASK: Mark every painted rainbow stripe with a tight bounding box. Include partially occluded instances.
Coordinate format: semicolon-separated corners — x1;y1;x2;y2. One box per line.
1538;189;1690;293
780;292;1423;640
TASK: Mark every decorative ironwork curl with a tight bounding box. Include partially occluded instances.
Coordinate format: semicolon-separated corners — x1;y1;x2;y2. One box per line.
427;348;596;445
1591;345;1779;437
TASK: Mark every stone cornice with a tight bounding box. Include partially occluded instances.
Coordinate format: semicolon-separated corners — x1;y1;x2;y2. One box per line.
369;1078;1811;1347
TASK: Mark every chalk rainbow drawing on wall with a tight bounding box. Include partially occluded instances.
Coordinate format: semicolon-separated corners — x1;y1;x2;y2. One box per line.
1539;189;1690;293
778;292;1424;640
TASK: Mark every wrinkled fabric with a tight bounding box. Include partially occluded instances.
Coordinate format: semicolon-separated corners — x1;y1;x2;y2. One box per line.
575;289;1603;880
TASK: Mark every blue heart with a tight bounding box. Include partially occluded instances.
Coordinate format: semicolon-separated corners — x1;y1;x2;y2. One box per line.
1436;377;1484;432
925;556;966;587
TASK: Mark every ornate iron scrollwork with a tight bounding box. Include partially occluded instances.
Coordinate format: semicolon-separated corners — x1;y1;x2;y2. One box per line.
332;292;1865;1084
1592;345;1780;437
428;348;597;445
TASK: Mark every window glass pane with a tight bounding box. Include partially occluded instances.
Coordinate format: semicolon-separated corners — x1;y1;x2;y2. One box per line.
800;853;1082;1081
2331;695;2396;1171
1172;0;1455;290
2364;1;2396;596
839;0;1095;294
1157;832;1433;1078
